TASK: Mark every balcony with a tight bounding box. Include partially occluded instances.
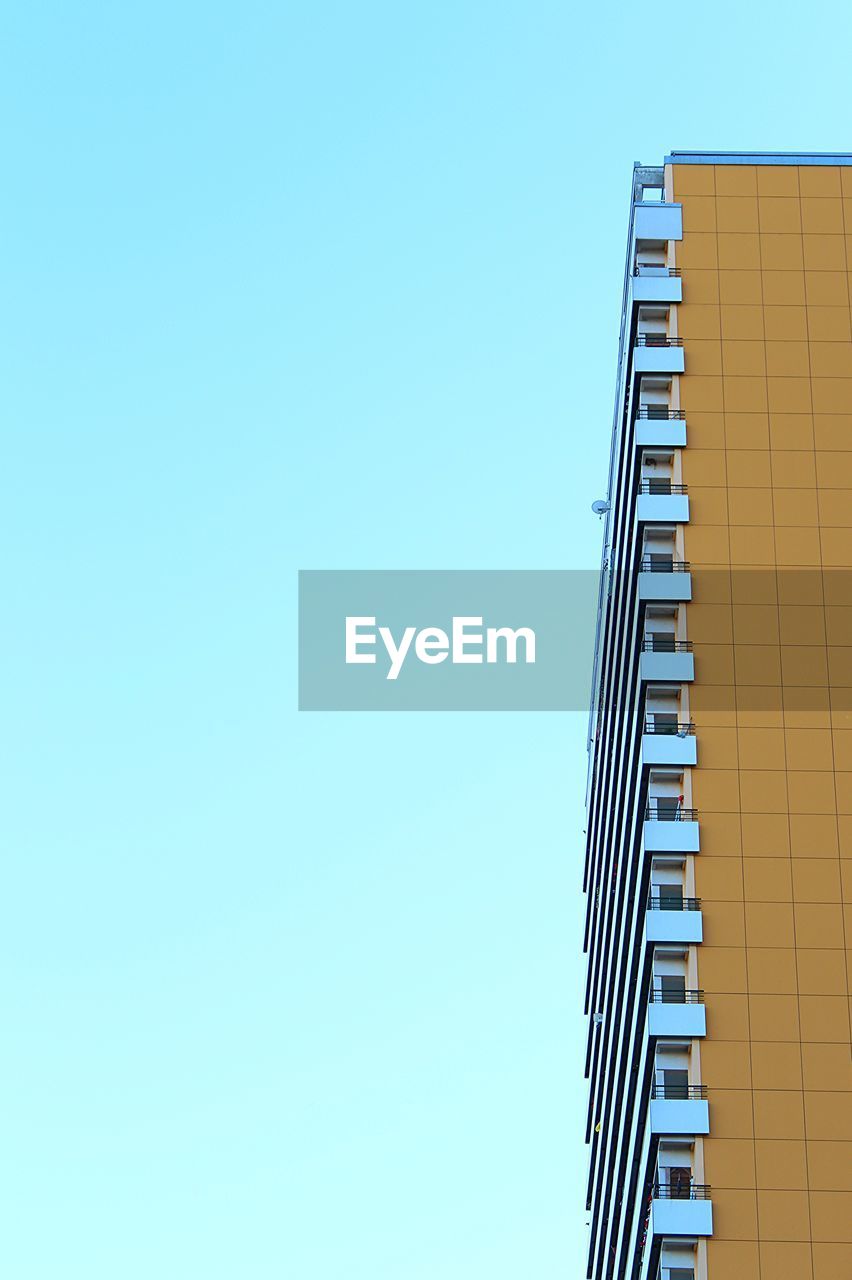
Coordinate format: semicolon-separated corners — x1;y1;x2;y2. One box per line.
647;1183;713;1239
647;988;706;1038
636;481;689;525
632;265;683;305
645;895;703;945
643;801;700;852
635;406;687;449
638;557;693;604
633;202;683;244
642;720;697;767
650;1078;710;1136
634;334;685;375
640;637;694;684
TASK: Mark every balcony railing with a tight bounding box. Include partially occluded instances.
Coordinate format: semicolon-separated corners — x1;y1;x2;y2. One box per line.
644;720;695;735
650;987;704;1005
636;334;683;347
645;803;698;821
633;266;682;278
653;1181;711;1200
637;405;686;419
651;1076;707;1099
641;637;693;653
640;557;691;572
648;892;701;911
638;480;688;495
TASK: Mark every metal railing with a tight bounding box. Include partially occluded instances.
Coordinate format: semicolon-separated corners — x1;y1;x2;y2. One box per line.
645;802;698;821
641;637;693;653
637;405;686;419
638;480;688;495
648;892;702;911
649;987;704;1004
640;557;691;572
653;1181;711;1200
636;333;683;347
633;265;682;277
643;720;695;735
651;1076;707;1099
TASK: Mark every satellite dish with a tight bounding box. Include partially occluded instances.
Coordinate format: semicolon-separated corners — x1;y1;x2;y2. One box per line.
591;499;611;516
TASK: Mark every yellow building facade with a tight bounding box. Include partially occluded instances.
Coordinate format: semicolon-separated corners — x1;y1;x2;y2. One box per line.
676;157;852;1278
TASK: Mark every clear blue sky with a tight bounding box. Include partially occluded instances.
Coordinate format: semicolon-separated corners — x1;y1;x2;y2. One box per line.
1;4;849;1277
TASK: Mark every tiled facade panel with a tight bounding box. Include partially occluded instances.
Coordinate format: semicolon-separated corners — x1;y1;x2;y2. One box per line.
674;163;852;1280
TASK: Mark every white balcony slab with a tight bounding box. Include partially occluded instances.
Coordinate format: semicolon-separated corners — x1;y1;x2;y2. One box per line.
638;571;692;602
634;203;683;242
649;1196;712;1239
643;819;700;853
650;1098;710;1135
632;274;683;304
637;493;690;524
648;1003;706;1038
641;734;697;767
635;420;687;447
645;910;703;945
634;345;685;375
639;651;695;683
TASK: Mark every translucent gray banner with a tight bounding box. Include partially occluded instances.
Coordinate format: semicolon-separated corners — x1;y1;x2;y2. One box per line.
298;568;852;713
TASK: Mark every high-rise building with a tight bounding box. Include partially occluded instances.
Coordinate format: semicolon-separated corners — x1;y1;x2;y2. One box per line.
584;153;852;1280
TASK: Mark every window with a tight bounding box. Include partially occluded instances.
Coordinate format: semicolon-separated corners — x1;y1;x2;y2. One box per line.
668;1166;692;1199
658;974;686;1003
646;632;676;652
661;1068;689;1098
658;883;684;908
647;552;675;572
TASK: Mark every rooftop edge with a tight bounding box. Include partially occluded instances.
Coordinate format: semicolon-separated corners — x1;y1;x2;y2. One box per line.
664;151;852;166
